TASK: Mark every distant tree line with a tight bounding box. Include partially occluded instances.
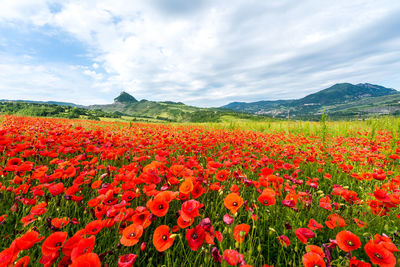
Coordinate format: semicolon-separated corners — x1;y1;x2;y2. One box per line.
0;102;122;120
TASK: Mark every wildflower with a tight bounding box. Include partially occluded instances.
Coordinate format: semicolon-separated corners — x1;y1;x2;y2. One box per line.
233;224;250;243
302;252;326;267
120;224;143;246
336;231;361;252
118;254;137;267
153;225;175;252
224;193;243;215
186;225;206;251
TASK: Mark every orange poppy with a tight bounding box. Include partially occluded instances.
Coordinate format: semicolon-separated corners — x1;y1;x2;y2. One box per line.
305;245;325;258
131;206;151;228
177;215;194;229
120;224;143;246
224;193;243;215
336;231;361;252
179;179;194;195
302;252;326;267
233;224;251;243
146;197;169;217
153;225;175;252
146;191;176;217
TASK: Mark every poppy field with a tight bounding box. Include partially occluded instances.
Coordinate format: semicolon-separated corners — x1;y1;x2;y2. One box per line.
0;115;399;267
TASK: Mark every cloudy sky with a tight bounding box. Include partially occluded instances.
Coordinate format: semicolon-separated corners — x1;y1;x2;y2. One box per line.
0;0;400;107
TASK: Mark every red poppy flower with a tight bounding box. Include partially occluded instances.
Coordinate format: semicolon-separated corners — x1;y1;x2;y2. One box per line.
294;228;315;244
215;170;229;182
177;215;194;229
20;214;37;227
51;217;70;228
62;234;83;257
325;214;347;229
233;224;250;243
277;235;290;247
305;245;325;258
146;197;170;217
48;182;65;196
0;241;18;266
373;234;398;253
191;182;205;199
70;252;101;267
308;219;323;231
118;254;137;267
120;224;143;246
153;225;175;252
15;230;44;250
302;252;326;267
179;199;203;221
31;202;47;215
42;231;68;256
131;206;151;228
364;240;396;267
186;225;206;251
14;255;29;267
349;256;372;267
336;231;361;252
84;220;103;235
224;193;243;215
223;249;244;266
257;188;276;206
71;236;96;261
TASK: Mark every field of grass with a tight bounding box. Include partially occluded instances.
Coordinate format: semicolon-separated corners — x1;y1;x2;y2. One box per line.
0;115;399;266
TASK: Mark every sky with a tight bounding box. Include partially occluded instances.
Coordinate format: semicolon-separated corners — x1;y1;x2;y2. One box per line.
0;0;400;107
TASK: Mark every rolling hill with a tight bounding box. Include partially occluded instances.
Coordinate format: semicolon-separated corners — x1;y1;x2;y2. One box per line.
221;83;399;119
88;92;265;122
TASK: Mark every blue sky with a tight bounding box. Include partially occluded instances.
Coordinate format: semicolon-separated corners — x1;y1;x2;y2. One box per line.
0;0;400;106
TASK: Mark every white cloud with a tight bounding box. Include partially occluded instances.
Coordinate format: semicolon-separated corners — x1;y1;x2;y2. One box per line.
0;0;400;106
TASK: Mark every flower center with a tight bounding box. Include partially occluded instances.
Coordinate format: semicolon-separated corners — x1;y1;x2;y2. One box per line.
55;242;62;247
158;204;164;210
374;252;382;259
263;200;269;204
162;235;167;241
192;233;198;239
347;241;354;246
129;232;136;238
232;202;238;206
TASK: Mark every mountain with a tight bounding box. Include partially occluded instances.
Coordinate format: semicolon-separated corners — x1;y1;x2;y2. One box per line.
297;83;397;105
221;83;399;118
114;91;138;103
89;93;263;123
